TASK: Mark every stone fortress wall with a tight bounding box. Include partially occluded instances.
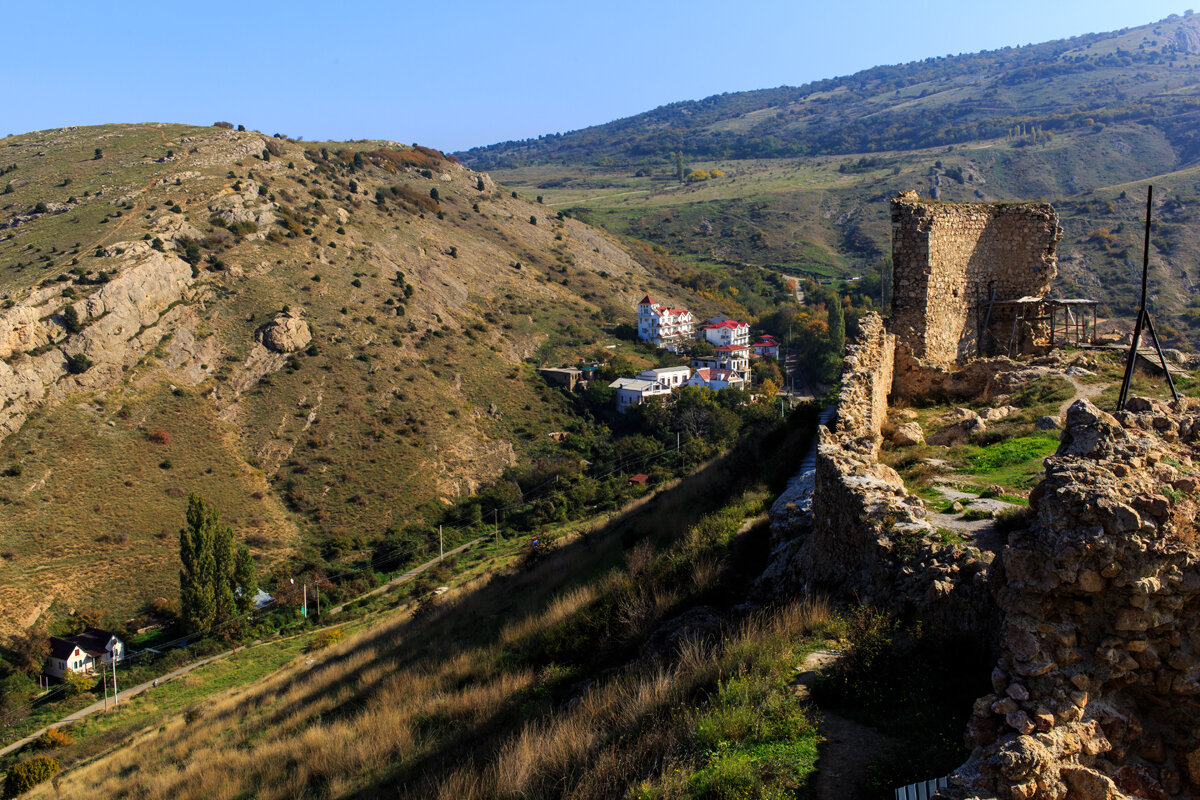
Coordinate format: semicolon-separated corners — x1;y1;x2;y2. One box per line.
890;191;1061;381
764;191;1200;800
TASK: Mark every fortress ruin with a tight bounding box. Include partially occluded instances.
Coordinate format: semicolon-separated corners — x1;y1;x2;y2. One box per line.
763;192;1200;800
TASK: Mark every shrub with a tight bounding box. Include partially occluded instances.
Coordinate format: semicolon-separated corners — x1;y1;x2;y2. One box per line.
3;756;58;797
148;429;171;445
35;728;72;749
309;628;345;651
66;353;92;374
213;121;234;129
61;304;83;334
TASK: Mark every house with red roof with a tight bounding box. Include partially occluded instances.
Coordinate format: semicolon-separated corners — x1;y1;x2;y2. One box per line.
702;319;750;348
686;368;746;391
637;295;695;346
692;344;750;381
751;335;781;359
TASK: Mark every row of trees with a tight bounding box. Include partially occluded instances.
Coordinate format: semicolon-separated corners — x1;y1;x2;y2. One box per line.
179;495;258;635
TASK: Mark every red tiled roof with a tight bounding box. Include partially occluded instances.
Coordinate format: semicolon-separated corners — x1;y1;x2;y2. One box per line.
628;474;649;484
715;344;749;352
755;335;779;344
704;320;748;330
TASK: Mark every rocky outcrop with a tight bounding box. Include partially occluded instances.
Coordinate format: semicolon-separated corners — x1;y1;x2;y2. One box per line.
941;398;1200;800
0;250;195;439
258;313;311;353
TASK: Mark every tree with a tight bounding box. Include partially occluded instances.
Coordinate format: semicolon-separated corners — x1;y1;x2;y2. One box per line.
62;305;82;334
233;545;258;612
179;495;257;634
93;148;102;160
179;495;218;634
66;353;92;374
429;187;439;201
675;151;685;183
7;628;49;676
2;182;12;195
827;292;845;357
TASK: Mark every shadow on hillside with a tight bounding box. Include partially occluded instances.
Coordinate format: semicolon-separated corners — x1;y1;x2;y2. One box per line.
211;409;820;795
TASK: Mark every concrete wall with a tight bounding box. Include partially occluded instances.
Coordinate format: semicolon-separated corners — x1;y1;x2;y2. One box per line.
891;192;1061;370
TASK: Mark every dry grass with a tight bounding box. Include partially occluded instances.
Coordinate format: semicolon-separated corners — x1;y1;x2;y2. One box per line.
27;457;828;800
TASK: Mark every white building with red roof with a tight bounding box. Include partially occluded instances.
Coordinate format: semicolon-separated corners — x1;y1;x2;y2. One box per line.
702;319;750;348
686;368;746;391
751;335;780;359
637;295;695;346
692;344;750;381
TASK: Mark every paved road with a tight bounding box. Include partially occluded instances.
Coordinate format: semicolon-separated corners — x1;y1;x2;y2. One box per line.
0;647;244;758
328;536;485;614
0;537;487;759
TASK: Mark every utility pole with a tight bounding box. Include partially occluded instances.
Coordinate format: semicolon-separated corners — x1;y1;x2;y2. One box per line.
111;656;118;706
303;583;308;619
439;525;444;562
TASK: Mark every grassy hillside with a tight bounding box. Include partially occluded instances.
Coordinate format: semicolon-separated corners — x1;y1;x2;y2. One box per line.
461;13;1200;168
460;13;1200;349
0;123;790;634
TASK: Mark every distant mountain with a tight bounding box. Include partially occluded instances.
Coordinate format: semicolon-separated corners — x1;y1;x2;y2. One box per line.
460;13;1200;169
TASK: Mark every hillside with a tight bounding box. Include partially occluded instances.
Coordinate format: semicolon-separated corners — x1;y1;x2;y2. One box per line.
0;123;761;634
462;13;1200;168
468;12;1200;348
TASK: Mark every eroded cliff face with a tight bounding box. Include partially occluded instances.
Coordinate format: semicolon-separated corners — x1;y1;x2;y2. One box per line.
0;249;200;439
945;398;1200;800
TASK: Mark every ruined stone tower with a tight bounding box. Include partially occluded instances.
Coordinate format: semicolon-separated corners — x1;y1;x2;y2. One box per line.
890;191;1062;372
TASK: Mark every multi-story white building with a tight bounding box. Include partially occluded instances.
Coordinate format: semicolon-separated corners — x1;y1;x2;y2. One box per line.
692;344;750;382
702;319;750;348
609;377;672;412
637;366;691;388
637;295;696;346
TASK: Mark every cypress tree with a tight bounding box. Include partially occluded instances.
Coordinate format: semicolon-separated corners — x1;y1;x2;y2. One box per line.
233;545;258;612
179;495;217;634
212;520;238;627
674;151;685;183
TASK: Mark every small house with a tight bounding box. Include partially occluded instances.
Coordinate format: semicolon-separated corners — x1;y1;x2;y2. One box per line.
45;628;124;680
751;335;780;359
609;377;671;412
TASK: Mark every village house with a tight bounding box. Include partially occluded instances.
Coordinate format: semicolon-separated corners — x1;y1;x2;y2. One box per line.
45;628;124;680
686;368;746;391
636;366;691;388
637;295;696;346
702;319;750;348
609;377;672;412
751;335;780;359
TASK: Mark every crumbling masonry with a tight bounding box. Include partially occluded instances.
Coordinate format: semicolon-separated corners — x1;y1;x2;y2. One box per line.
891;191;1062;393
761;192;1200;800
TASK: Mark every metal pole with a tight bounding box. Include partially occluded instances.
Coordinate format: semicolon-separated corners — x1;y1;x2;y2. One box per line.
1118;186;1154;411
1144;312;1180;402
112;656;118;706
303;584;307;618
439;525;444;562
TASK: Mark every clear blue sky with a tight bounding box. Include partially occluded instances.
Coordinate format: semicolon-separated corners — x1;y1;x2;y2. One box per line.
4;1;1192;152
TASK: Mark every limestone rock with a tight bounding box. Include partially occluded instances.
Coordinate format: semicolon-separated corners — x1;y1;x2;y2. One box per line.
892;421;925;446
257;313;311;353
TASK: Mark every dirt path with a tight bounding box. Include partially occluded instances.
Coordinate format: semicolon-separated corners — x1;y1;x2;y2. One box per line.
1059;373;1105;418
794;649;897;800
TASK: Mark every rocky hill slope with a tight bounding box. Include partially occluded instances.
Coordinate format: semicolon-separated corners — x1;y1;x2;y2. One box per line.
0;123;714;633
